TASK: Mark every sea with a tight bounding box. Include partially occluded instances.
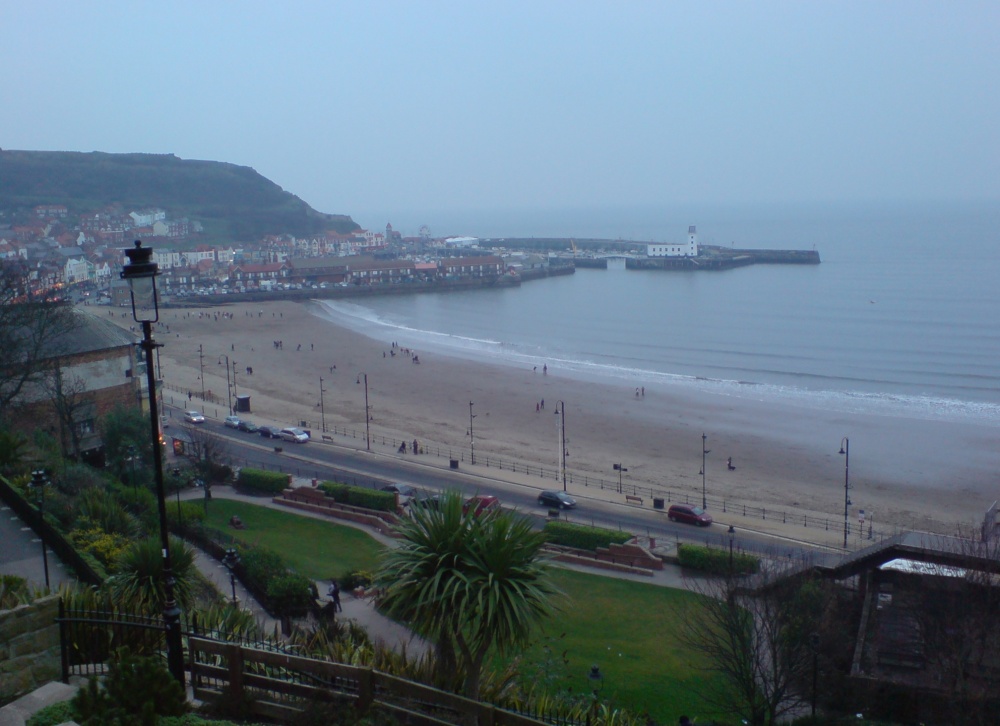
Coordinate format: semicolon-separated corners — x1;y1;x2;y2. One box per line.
316;200;1000;427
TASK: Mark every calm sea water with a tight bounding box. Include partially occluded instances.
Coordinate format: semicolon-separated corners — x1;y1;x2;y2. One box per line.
321;200;1000;425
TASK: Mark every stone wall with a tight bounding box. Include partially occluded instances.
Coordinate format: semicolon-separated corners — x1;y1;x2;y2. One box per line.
0;594;61;702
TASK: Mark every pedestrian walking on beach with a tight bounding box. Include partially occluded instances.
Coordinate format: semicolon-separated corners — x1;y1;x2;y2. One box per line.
413;439;419;455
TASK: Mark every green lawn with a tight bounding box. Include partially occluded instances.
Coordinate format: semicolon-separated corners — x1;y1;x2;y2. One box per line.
203;502;726;722
203;501;383;580
517;568;727;724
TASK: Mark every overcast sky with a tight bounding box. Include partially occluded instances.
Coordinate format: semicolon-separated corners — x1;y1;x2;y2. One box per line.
4;1;998;234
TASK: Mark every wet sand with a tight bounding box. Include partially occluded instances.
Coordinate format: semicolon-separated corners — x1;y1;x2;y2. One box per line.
116;299;998;537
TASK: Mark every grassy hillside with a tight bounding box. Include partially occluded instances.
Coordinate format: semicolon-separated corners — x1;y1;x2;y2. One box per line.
0;149;359;242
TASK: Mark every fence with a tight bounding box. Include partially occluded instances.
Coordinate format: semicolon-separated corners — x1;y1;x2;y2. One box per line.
162;383;898;547
56;603;559;726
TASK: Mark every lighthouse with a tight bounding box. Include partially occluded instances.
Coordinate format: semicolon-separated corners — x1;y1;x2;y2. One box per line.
687;225;699;256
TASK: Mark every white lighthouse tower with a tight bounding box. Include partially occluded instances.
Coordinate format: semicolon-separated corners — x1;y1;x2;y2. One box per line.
686;225;699;256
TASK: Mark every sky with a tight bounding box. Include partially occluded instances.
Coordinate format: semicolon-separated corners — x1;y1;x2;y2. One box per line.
3;1;999;235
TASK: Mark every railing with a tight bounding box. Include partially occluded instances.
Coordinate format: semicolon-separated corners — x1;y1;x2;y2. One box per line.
162;383;898;547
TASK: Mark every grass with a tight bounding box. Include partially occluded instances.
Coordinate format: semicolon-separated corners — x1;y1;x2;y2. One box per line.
202;500;383;580
517;568;728;724
201;501;727;722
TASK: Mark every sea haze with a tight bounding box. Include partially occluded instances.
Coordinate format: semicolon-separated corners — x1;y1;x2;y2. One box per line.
316;200;1000;425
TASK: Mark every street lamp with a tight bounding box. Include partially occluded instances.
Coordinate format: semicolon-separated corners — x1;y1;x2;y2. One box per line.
809;632;821;716
587;663;604;718
839;437;851;549
128;444;137;496
121;240;185;686
28;470;50;589
222;548;240;604
613;463;627;494
555;401;567;492
468;401;476;465
319;377;327;433
728;524;735;571
699;433;711;510
356;373;370;450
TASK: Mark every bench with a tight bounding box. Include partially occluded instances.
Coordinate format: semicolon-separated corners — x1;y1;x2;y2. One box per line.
625;495;643;506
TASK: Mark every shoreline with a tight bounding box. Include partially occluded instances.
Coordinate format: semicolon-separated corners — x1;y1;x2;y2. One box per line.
113;299;998;538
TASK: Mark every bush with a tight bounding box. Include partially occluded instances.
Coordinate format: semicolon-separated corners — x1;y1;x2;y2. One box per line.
676;543;759;575
318;481;396;512
70;527;132;570
166;501;207;528
0;574;35;609
266;573;317;614
543;521;633;551
235;467;289;495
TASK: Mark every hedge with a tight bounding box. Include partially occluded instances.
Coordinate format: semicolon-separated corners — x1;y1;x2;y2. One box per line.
677;543;760;575
235;468;289;496
543;521;633;551
318;481;396;512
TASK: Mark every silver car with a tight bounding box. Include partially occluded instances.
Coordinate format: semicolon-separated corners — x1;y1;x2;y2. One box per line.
279;427;309;443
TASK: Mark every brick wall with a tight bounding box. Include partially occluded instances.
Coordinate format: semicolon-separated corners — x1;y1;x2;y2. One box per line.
0;594;61;701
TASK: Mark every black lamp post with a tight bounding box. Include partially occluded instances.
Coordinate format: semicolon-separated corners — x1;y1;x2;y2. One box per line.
319;377;327;433
613;463;627;494
699;433;711;510
839;437;851;549
587;663;604;720
222;548;240;604
28;470;50;589
128;444;137;496
809;631;820;716
468;400;476;464
555;402;567;492
356;373;370;450
728;524;735;571
121;240;186;686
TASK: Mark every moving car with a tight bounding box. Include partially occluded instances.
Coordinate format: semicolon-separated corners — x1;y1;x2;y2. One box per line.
463;495;500;517
183;410;205;424
224;415;241;429
667;504;713;527
538;490;576;509
236;419;259;433
258;425;282;439
279;427;310;443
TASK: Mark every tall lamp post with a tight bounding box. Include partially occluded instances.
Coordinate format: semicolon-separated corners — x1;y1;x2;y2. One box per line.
319;377;327;433
121;240;185;686
28;470;50;589
127;444;137;496
555;401;567;492
728;524;736;571
468;401;476;464
839;437;851;549
356;373;370;450
613;463;627;494
699;433;711;509
222;548;240;604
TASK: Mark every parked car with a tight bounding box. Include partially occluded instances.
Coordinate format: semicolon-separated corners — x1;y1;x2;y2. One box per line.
381;483;417;498
667;504;713;527
183;410;205;424
258;426;282;439
224;415;241;429
236;419;259;433
538;490;576;509
410;493;441;510
279;427;310;443
463;495;500;517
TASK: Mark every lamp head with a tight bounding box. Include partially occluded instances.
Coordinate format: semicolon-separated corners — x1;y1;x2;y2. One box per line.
120;240;159;322
588;664;602;682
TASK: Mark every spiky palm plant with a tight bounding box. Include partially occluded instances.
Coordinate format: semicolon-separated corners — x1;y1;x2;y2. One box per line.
375;490;561;700
107;535;196;614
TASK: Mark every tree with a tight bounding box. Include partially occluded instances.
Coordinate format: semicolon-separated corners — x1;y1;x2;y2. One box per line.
0;260;77;420
44;359;91;460
375;490;560;700
181;421;232;484
678;561;820;726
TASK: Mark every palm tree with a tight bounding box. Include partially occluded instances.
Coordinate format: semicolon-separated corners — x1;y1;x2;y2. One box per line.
375;490;560;700
108;535;196;614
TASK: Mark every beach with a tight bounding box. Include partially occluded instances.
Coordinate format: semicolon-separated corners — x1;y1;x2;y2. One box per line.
117;299;998;540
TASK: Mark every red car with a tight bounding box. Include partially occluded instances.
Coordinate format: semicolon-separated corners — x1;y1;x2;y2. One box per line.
667;504;713;527
463;495;500;517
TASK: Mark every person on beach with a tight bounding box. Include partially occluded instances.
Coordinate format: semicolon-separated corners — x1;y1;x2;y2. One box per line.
413;439;419;455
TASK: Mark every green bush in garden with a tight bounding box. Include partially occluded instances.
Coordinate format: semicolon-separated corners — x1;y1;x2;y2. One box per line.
235;467;288;495
266;573;317;614
543;521;633;551
166;501;207;528
676;543;759;575
318;481;396;512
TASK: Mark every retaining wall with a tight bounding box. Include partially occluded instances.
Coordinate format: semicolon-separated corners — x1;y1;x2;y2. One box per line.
0;594;61;702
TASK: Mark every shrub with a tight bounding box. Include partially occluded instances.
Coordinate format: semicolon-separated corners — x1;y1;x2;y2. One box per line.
676;543;759;575
166;500;207;528
235;467;289;495
543;521;633;551
70;527;132;570
266;573;317;614
0;574;35;609
71;647;188;725
319;481;396;512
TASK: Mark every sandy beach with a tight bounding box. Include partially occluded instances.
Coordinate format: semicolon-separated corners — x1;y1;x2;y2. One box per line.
105;299;998;539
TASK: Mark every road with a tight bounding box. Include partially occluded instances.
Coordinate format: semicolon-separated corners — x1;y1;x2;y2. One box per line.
173;408;831;565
